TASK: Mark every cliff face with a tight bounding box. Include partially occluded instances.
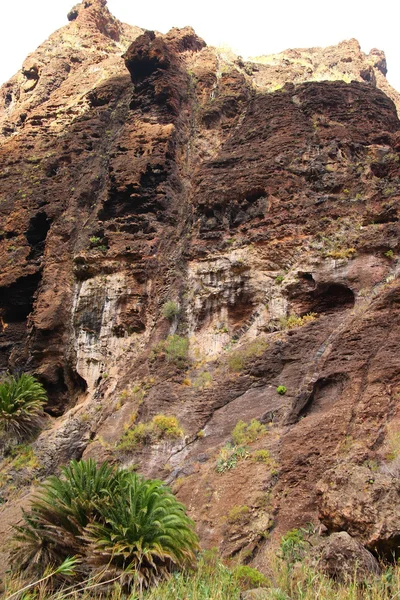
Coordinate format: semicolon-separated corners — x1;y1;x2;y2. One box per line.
1;0;400;573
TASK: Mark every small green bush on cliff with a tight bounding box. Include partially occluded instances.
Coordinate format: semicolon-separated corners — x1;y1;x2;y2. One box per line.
162;300;180;320
227;505;250;524
216;443;249;472
233;564;269;590
280;528;306;564
117;414;184;452
12;458;198;590
153;335;189;368
279;313;317;330
232;419;267;445
227;339;268;372
0;373;47;439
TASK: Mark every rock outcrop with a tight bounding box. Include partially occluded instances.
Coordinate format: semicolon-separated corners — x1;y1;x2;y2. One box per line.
317;531;381;581
1;0;400;577
318;464;400;558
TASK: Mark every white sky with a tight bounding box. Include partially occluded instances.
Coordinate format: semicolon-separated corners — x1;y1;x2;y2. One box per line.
0;0;399;92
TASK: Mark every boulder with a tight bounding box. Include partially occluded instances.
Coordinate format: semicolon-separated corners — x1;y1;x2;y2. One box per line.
317;464;400;557
318;531;381;581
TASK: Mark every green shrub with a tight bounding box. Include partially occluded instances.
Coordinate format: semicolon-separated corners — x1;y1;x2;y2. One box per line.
227;339;268;372
279;313;317;330
154;335;189;368
138;550;240;599
0;444;40;494
280;528;306;564
162;301;180;320
275;275;285;284
385;425;400;461
152;414;182;436
89;236;107;252
232;419;267;445
325;247;356;259
276;385;287;395
193;371;212;389
216;443;249;473
12;459;199;590
6;444;39;470
117;414;183;452
89;235;101;245
0;373;47;439
251;449;272;464
227;505;250;524
233;564;269;590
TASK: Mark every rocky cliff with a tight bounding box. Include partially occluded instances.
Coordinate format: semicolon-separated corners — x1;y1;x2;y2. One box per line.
1;0;400;575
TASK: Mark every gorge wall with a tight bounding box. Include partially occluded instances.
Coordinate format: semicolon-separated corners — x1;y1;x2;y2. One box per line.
1;0;400;575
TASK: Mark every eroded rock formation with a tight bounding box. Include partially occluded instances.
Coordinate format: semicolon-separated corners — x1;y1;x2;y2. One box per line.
1;0;400;576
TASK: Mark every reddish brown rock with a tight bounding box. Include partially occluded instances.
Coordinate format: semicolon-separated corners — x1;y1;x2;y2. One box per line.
318;464;400;558
1;0;400;578
317;532;381;581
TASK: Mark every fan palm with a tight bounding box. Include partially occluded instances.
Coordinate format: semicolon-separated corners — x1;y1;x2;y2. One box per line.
0;373;47;438
12;459;121;572
84;472;199;588
12;460;199;590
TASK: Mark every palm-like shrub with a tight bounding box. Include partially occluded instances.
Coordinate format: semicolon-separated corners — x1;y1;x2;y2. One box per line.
0;373;47;438
12;459;121;571
85;473;199;588
12;459;199;590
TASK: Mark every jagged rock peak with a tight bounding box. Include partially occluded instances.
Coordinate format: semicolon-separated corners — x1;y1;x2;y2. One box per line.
249;37;398;113
66;0;122;41
123;27;206;83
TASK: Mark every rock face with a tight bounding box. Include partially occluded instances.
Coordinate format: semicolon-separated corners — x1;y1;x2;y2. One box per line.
318;464;400;558
317;531;381;581
1;0;400;576
250;39;400;115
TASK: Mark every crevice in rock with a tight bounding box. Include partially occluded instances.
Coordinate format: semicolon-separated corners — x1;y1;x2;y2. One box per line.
288;279;355;315
25;212;52;261
0;272;42;371
370;162;390;178
228;293;255;329
99;173;167;221
298;373;350;418
369;536;400;562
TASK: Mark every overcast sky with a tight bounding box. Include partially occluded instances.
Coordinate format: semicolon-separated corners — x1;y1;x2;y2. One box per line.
1;0;399;92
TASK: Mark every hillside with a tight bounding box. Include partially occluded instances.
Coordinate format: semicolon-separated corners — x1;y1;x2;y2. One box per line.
1;0;400;587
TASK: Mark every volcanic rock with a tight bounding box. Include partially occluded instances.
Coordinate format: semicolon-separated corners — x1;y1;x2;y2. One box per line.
1;0;400;579
317;531;381;580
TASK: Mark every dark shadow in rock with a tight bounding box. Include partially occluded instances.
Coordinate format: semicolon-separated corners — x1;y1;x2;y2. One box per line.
25;212;52;261
299;373;350;418
0;272;42;371
288;278;355;315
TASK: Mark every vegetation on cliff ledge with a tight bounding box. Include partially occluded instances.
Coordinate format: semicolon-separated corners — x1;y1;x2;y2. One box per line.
0;373;47;439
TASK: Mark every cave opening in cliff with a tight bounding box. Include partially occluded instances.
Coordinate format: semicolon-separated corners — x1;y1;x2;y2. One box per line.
288;277;355;316
25;212;51;260
0;272;41;324
0;272;42;371
311;283;355;314
370;536;400;563
40;366;88;417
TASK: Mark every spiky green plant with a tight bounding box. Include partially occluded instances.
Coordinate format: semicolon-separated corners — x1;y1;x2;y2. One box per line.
0;373;47;438
12;459;121;573
85;473;199;589
12;460;199;591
